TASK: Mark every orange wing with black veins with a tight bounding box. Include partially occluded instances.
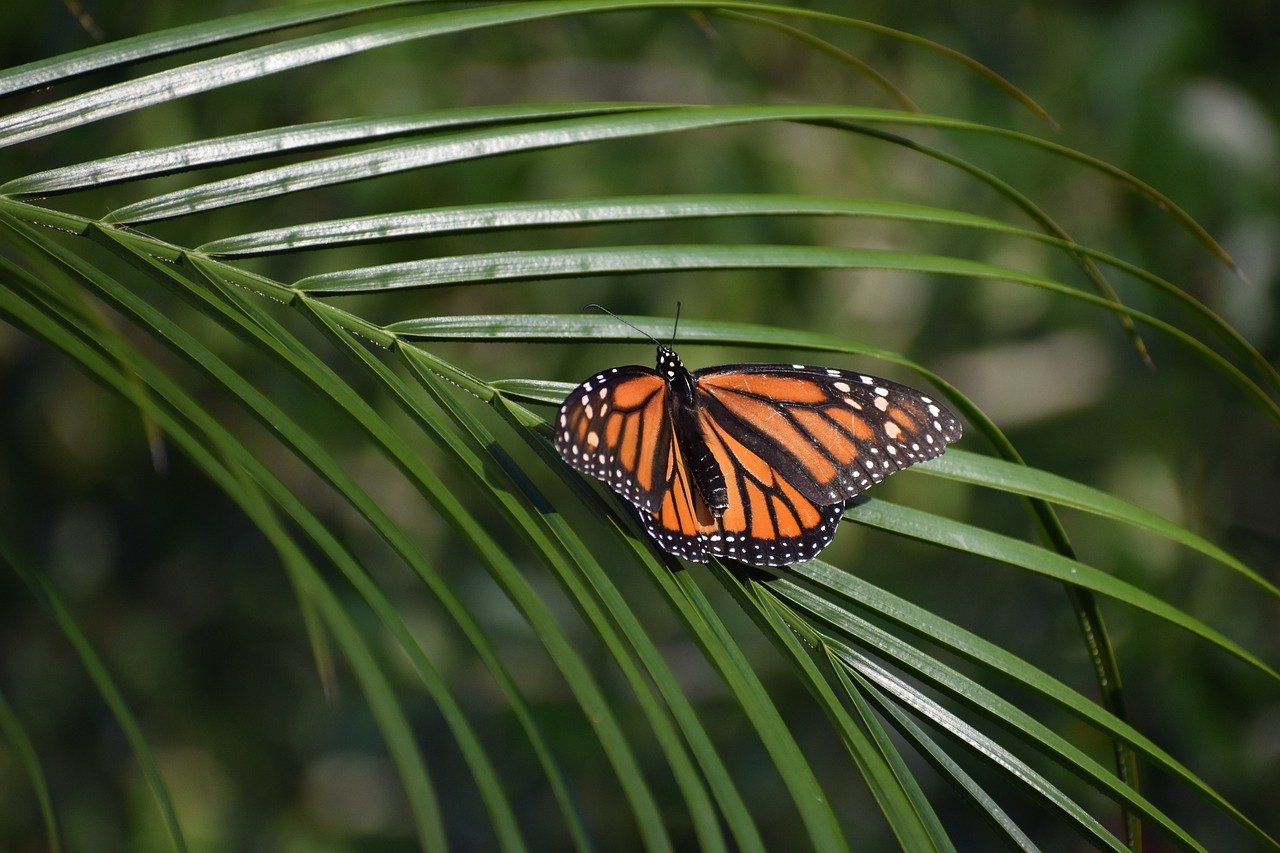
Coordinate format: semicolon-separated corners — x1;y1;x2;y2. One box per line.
554;366;673;514
695;364;963;505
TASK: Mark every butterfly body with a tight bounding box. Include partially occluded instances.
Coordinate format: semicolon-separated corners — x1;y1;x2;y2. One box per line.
660;347;730;514
556;346;961;566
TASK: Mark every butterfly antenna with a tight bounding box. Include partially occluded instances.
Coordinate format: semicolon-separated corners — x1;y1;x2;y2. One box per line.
670;301;681;347
582;303;662;347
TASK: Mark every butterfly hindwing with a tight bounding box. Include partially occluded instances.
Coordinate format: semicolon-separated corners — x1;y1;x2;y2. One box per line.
637;424;717;563
695;405;846;564
630;406;846;566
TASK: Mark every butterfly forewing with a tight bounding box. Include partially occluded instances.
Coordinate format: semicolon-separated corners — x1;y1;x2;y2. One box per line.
693;364;962;504
554;366;673;513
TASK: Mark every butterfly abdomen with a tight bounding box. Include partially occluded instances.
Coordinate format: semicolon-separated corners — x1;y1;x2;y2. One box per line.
672;401;729;514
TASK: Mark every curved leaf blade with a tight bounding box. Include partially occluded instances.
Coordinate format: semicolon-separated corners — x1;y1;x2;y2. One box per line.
0;0;421;97
924;450;1277;597
2;104;660;195
847;498;1278;681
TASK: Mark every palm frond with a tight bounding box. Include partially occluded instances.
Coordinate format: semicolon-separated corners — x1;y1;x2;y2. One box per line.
2;2;1275;849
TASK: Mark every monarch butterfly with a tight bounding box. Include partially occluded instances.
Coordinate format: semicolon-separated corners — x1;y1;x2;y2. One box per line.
555;311;962;566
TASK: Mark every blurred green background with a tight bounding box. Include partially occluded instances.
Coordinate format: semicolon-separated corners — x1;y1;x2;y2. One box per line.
1;0;1277;849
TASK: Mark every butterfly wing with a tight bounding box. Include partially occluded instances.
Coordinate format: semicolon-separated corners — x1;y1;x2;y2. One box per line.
555;364;717;561
624;395;846;566
636;425;719;563
693;364;963;505
683;399;845;565
623;391;847;566
554;366;675;513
